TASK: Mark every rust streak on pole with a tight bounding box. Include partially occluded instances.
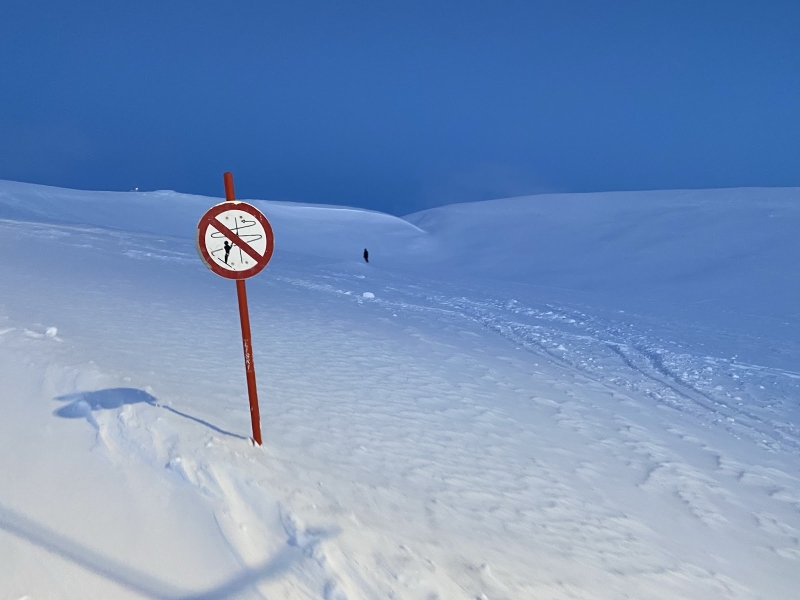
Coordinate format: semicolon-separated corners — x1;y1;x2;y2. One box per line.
224;171;263;446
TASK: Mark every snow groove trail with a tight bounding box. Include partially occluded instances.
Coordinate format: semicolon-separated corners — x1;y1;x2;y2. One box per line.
280;266;800;457
263;267;800;598
426;295;800;455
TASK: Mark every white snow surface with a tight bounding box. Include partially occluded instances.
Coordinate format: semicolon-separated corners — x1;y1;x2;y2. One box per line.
1;179;799;599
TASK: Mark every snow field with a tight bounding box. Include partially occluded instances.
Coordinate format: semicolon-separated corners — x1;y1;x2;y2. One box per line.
1;180;800;598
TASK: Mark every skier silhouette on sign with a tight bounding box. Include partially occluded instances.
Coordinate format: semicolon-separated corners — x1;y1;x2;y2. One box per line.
363;248;369;263
223;241;232;265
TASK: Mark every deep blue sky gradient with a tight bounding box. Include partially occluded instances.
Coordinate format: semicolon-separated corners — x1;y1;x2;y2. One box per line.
1;1;799;214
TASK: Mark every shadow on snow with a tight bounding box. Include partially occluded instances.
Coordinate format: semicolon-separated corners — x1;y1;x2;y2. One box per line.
0;503;334;599
53;387;247;440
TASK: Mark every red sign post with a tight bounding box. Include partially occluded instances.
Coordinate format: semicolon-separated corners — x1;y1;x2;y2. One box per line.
195;172;275;445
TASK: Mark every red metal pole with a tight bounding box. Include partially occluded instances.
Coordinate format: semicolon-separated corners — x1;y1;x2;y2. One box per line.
224;172;263;446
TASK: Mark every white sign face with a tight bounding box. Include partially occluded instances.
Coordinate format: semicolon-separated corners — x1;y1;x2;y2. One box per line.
196;201;275;280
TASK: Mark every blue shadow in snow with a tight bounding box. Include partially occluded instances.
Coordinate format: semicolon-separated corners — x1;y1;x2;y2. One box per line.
0;503;312;599
54;387;247;440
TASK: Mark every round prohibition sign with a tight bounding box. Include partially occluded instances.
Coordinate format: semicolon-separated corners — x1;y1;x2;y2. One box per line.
196;201;275;279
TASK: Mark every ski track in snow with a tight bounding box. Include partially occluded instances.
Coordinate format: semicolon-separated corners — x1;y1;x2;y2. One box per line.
2;215;800;599
281;266;800;457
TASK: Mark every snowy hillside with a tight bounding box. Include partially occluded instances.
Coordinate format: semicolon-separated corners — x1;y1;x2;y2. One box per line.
408;187;800;319
0;179;434;264
1;179;800;599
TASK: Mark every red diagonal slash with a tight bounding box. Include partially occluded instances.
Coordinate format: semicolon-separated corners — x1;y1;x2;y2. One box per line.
206;216;264;264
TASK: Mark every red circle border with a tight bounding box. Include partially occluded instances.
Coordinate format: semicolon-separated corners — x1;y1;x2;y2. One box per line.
196;201;275;280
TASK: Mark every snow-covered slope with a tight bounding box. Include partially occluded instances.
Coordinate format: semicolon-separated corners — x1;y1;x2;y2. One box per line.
0;179;434;264
408;188;800;319
2;180;799;599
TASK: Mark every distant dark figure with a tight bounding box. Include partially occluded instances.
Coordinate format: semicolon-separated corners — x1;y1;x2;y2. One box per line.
223;241;232;264
363;248;369;263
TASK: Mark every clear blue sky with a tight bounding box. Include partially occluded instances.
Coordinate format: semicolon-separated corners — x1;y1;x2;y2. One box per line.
1;1;798;214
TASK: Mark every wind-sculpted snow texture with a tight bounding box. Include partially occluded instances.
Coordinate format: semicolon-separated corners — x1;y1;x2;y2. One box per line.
1;180;799;599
